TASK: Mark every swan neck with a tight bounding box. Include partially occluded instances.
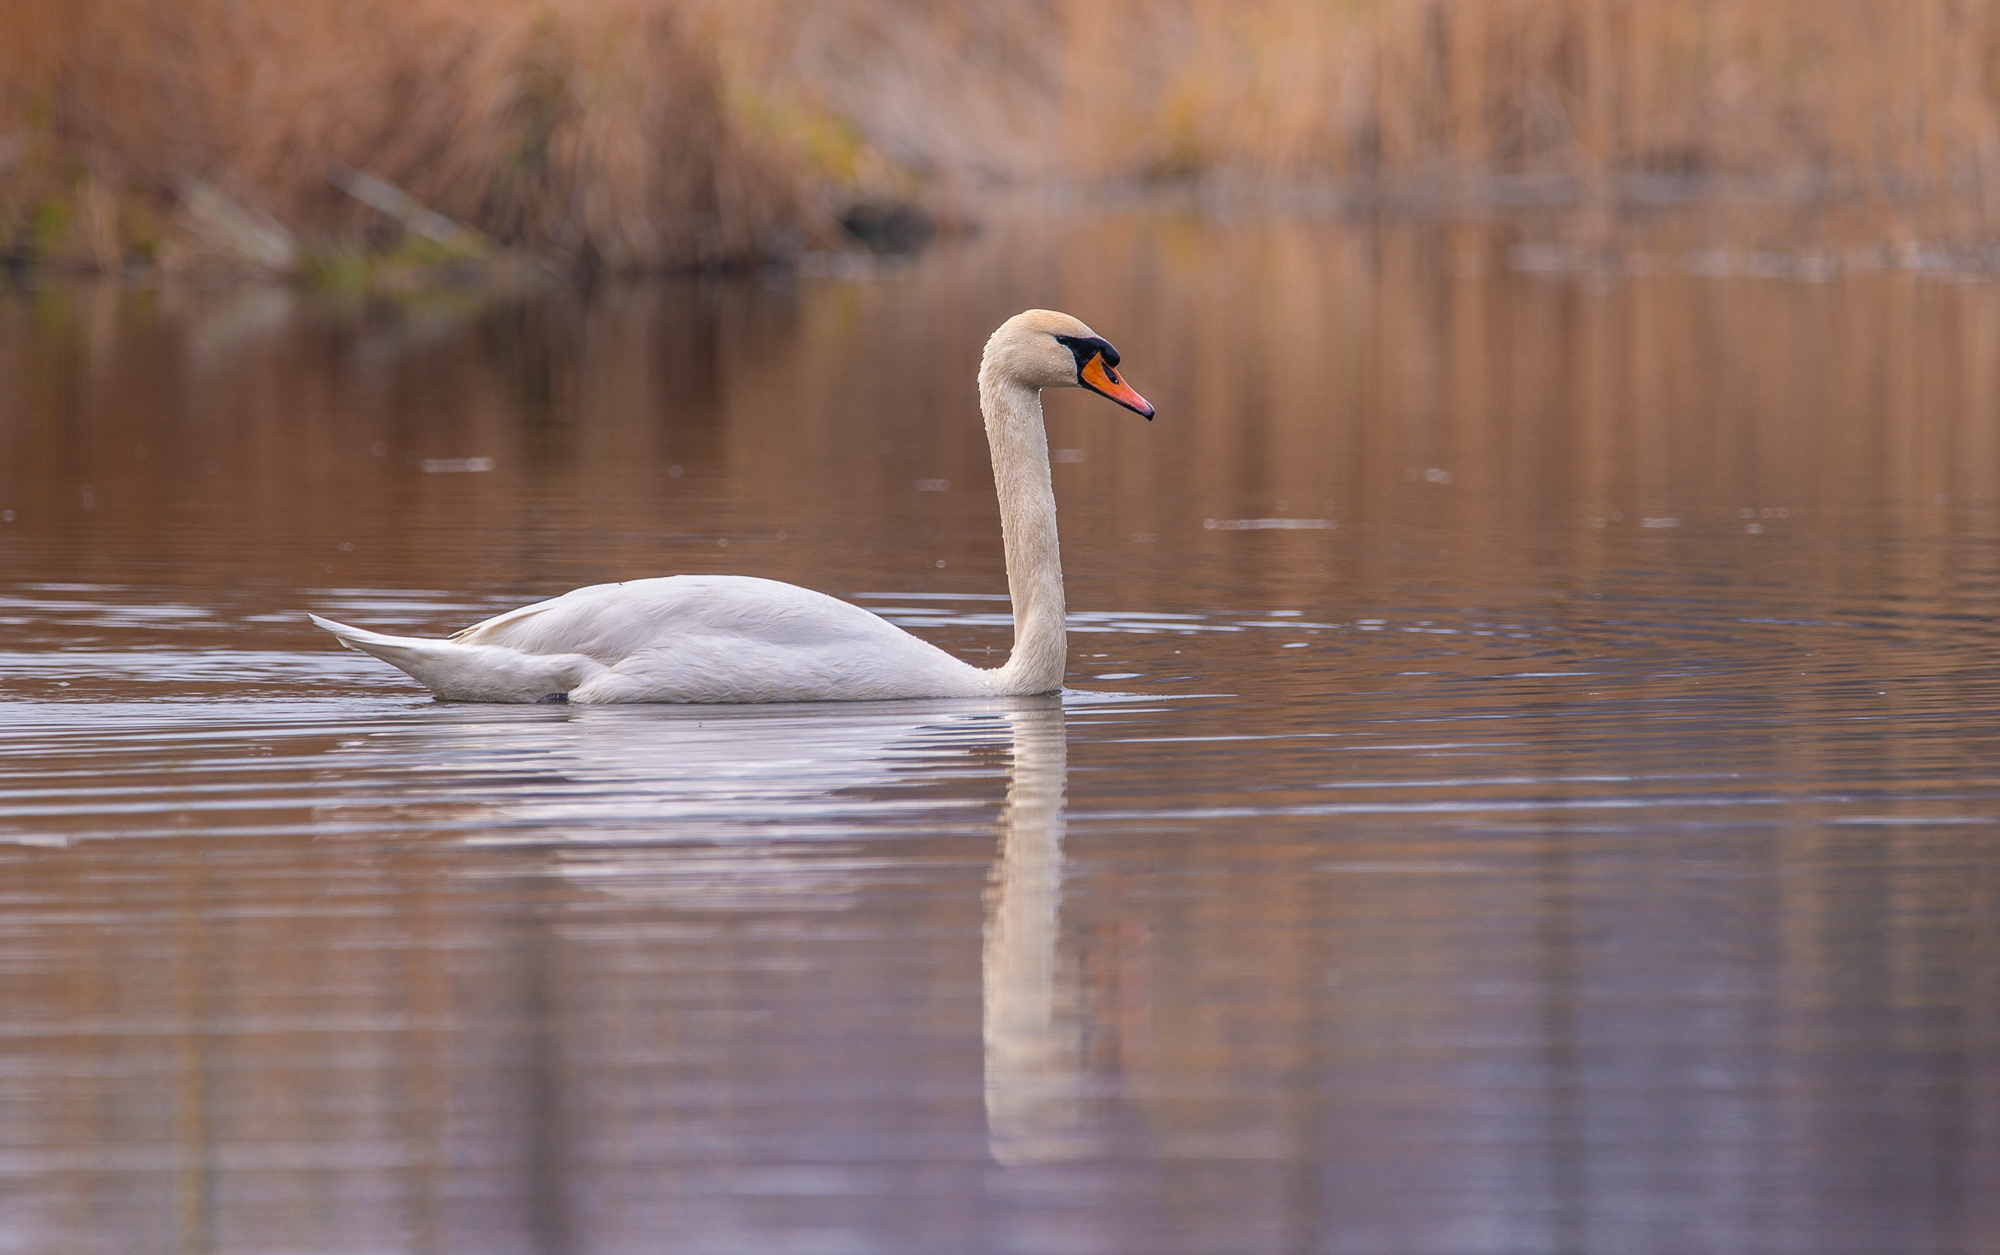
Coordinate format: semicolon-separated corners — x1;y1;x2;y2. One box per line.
982;378;1065;694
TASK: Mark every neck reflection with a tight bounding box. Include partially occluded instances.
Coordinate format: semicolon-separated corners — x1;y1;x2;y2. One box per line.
983;696;1092;1164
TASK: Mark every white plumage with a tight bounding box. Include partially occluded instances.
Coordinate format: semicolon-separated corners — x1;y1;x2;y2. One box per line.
310;309;1155;703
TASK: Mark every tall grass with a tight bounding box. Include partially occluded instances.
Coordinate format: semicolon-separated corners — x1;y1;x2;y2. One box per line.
10;0;2000;273
1;0;847;271
1062;0;2000;199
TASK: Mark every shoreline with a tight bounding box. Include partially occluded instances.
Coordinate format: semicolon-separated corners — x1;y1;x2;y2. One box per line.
13;174;2000;291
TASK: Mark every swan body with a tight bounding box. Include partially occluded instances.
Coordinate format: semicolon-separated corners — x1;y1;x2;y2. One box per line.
312;576;995;703
312;309;1155;704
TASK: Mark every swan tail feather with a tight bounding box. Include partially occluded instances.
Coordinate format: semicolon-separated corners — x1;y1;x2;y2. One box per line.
307;613;601;703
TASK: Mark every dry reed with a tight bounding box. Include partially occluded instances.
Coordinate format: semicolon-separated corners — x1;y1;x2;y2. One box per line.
9;0;2000;274
0;0;853;272
1067;0;2000;199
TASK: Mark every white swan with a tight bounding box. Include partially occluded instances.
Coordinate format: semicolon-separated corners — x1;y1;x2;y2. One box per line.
309;309;1155;703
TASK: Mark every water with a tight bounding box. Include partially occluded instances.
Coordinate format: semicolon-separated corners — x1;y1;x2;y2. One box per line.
3;213;1999;1254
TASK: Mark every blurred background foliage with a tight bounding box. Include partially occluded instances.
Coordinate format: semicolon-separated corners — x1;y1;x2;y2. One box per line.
8;0;2000;275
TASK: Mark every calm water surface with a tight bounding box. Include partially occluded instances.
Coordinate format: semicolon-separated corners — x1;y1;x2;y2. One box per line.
3;215;1999;1254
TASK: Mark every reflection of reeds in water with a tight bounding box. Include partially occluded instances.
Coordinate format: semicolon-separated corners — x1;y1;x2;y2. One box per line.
11;0;2000;271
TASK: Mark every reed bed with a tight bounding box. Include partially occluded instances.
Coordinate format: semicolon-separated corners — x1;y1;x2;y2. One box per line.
9;0;2000;274
1070;0;2000;198
1;0;844;272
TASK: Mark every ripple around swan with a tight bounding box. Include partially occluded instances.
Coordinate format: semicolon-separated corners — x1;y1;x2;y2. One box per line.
4;582;1991;857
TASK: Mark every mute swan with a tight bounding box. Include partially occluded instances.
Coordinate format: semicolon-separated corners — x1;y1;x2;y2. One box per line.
309;309;1155;703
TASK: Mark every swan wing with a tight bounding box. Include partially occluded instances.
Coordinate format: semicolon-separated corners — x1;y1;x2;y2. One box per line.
453;576;895;656
448;575;994;703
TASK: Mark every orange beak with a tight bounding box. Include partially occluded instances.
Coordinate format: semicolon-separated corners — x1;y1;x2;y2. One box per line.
1080;353;1155;419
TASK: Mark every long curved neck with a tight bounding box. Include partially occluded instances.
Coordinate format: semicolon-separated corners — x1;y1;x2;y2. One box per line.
980;375;1066;694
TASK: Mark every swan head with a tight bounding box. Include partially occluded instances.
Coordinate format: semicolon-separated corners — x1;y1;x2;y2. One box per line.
983;309;1155;419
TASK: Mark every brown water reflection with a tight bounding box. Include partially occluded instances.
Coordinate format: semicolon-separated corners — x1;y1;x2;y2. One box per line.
3;213;2000;1254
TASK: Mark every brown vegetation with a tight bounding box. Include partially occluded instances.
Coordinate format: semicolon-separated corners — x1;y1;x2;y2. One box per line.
0;0;842;273
10;0;2000;274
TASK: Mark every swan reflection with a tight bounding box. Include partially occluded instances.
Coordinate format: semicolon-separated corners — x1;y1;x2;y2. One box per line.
338;698;1017;838
984;698;1094;1163
316;694;1096;1161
